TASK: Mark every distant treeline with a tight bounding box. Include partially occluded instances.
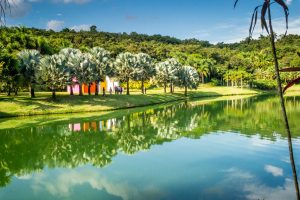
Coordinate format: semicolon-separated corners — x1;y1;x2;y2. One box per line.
1;26;300;91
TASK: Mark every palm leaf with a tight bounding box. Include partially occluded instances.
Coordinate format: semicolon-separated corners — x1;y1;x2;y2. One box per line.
279;67;300;72
274;0;289;35
283;77;300;93
234;0;239;8
261;1;269;34
0;0;11;24
249;6;260;37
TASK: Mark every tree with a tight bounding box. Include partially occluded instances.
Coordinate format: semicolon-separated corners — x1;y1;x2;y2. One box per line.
90;25;97;33
18;49;41;98
155;58;181;93
235;0;300;198
115;52;137;95
73;53;97;96
187;55;214;84
89;47;113;95
179;66;200;96
135;53;155;94
38;54;69;99
59;48;82;95
0;53;20;96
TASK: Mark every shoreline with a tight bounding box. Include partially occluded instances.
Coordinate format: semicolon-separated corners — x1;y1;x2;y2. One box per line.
0;86;298;119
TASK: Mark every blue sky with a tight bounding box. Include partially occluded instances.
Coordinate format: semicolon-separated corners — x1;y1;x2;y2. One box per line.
6;0;300;43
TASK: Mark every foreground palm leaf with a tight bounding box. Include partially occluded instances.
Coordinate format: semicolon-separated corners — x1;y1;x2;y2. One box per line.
280;53;300;93
235;0;288;37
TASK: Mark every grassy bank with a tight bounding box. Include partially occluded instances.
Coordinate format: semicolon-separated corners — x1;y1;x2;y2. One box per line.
0;85;297;118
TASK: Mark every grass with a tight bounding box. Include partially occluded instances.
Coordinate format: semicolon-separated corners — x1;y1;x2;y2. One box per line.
0;94;256;130
0;85;298;118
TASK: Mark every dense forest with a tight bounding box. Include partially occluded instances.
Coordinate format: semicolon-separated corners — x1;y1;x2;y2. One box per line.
0;26;300;94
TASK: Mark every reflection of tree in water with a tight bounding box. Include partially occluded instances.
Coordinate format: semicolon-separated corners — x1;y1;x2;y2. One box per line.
1;95;300;186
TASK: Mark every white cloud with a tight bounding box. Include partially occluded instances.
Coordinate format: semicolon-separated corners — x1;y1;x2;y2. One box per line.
264;165;284;177
70;24;90;31
286;0;293;5
47;20;65;31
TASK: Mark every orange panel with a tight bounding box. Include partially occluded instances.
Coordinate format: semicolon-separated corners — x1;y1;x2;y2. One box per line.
83;83;97;94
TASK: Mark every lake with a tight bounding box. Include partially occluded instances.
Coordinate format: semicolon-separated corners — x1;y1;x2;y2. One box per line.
0;95;300;200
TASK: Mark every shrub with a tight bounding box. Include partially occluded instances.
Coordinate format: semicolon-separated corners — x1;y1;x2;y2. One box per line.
253;79;277;90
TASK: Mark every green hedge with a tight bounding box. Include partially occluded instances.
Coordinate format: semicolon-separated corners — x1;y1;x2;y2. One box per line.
253;79;277;90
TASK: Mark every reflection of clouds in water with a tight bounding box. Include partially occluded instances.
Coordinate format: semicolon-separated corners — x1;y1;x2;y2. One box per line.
249;135;275;148
16;174;33;180
222;167;254;180
30;169;165;200
221;167;296;200
264;165;283;177
244;178;296;200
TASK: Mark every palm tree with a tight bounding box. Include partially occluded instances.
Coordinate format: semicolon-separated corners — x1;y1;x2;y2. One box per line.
167;58;182;93
135;53;155;94
235;0;300;198
18;49;41;98
179;66;200;96
155;58;181;93
72;53;96;96
38;54;69;99
89;47;113;96
59;48;82;95
114;52;137;95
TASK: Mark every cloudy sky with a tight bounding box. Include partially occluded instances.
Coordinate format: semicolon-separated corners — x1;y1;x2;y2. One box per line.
5;0;300;43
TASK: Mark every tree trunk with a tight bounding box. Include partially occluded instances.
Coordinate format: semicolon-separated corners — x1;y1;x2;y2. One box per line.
141;78;144;94
170;81;173;93
14;87;18;96
29;84;35;98
184;85;187;97
7;86;11;96
70;85;74;96
95;81;99;96
126;78;130;95
88;83;91;95
241;77;243;89
267;5;300;199
52;88;56;99
164;82;167;93
202;74;204;84
79;84;83;96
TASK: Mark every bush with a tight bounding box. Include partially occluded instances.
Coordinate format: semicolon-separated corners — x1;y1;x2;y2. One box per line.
120;81;152;89
208;78;221;86
253;79;277;90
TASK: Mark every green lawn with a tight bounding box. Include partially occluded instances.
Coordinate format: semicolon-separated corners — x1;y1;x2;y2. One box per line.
0;85;297;118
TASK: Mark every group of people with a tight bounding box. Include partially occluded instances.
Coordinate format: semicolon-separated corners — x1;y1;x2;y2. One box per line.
102;86;124;96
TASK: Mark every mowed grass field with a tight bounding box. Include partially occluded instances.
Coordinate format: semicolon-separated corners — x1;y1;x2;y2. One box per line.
1;85;298;118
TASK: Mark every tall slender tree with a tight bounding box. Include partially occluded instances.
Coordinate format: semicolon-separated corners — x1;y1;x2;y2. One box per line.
235;1;300;199
18;49;41;98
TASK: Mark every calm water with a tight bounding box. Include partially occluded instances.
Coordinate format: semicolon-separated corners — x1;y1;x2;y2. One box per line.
1;95;300;200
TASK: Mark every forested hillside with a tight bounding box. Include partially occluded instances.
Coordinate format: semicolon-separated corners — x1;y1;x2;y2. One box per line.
1;26;300;93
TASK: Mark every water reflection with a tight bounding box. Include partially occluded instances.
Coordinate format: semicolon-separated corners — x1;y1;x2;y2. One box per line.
0;95;300;199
